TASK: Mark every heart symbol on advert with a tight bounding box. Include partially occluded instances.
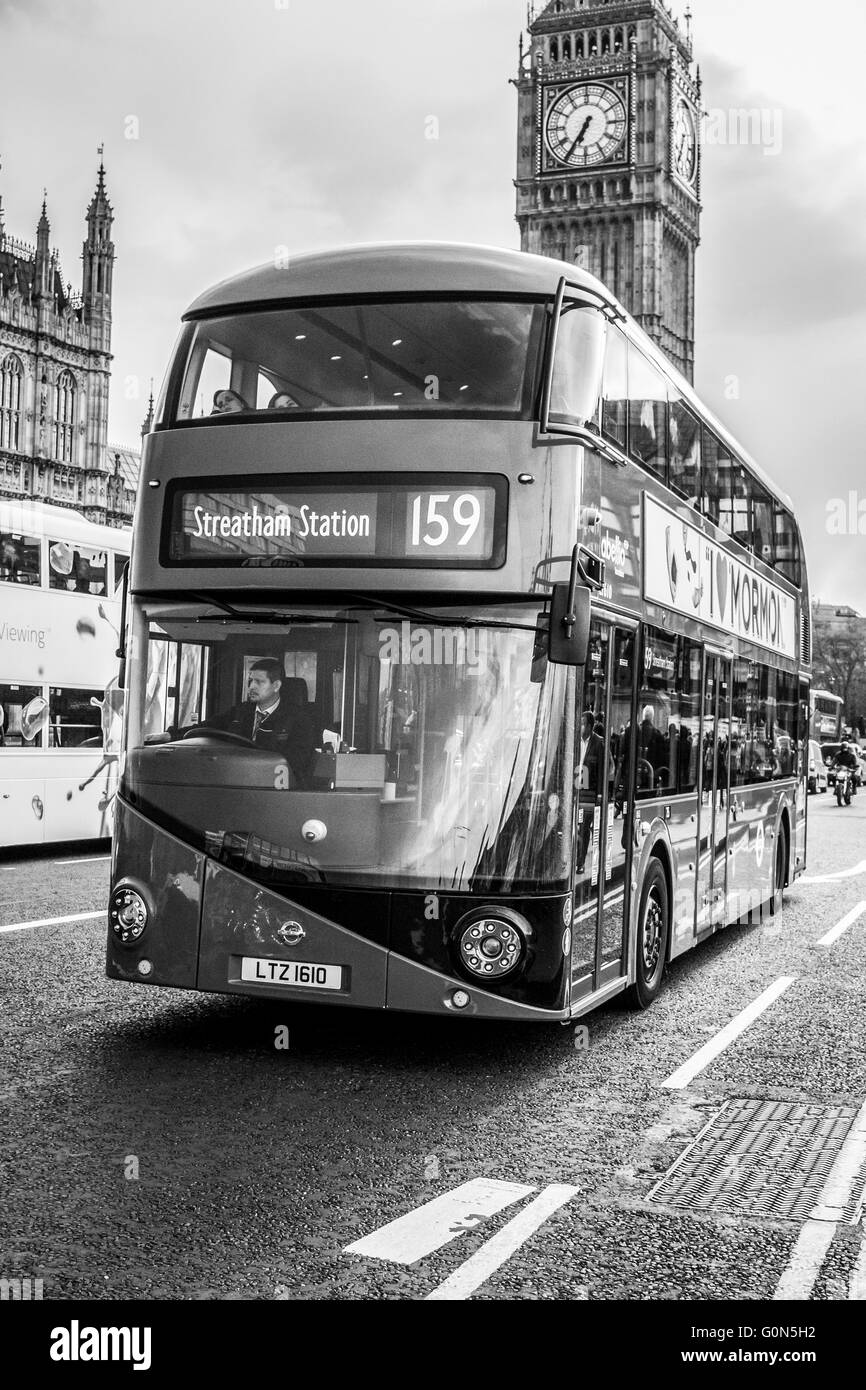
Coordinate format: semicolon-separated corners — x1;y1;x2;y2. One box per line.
716;552;729;620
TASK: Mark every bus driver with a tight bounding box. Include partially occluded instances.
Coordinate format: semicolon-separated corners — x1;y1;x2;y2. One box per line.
207;657;317;787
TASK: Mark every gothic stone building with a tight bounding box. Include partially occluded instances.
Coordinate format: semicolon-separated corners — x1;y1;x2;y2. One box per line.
515;0;702;381
0;163;139;527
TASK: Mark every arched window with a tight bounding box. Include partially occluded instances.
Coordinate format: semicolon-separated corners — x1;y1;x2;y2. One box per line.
601;30;611;55
562;37;571;61
0;353;23;452
53;370;76;463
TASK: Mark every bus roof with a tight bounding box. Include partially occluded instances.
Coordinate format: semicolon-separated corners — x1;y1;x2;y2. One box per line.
0;497;131;552
183;240;795;517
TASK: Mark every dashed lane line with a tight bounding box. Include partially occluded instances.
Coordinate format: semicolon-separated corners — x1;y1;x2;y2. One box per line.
425;1184;579;1301
661;976;796;1090
800;860;866;885
0;910;104;935
774;1098;866;1301
815;902;866;948
343;1178;535;1265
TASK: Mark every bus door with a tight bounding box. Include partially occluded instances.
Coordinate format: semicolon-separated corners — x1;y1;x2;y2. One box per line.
571;618;637;1001
697;651;732;935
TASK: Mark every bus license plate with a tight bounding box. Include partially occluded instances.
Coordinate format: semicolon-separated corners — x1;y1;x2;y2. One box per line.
240;957;344;991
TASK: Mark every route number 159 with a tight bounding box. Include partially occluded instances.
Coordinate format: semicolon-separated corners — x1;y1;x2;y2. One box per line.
409;492;483;550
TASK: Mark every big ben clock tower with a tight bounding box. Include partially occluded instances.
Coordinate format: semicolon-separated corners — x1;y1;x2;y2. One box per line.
514;0;701;381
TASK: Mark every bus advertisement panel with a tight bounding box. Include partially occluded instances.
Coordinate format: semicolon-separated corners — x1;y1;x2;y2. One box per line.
107;243;809;1024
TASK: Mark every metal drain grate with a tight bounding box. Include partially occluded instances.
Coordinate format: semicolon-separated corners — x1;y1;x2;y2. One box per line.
647;1099;859;1221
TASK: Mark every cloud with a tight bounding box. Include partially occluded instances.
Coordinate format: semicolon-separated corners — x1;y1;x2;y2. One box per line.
2;0;864;611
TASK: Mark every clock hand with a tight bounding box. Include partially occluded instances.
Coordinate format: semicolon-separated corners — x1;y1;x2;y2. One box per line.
564;115;594;161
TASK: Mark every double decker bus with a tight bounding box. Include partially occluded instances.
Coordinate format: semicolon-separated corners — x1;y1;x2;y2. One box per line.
108;243;809;1022
1;499;130;847
810;689;844;744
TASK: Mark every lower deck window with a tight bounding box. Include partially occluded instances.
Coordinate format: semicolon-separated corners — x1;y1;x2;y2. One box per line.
48;688;102;748
0;684;44;748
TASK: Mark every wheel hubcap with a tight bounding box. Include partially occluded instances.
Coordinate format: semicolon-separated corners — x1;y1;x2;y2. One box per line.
642;893;663;975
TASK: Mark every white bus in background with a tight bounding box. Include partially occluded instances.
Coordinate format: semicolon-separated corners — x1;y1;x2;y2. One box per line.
0;499;130;848
810;688;844;744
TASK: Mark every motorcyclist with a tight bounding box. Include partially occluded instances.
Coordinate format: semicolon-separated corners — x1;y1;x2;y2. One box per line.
835;739;859;794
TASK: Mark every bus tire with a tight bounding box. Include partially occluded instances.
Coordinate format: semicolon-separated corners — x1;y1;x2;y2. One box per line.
769;821;788;917
627;859;669;1011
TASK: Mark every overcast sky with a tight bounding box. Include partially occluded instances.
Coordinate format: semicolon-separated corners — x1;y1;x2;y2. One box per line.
1;0;864;609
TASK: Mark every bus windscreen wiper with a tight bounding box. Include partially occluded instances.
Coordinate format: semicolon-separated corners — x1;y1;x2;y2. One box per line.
190;595;356;625
340;591;541;632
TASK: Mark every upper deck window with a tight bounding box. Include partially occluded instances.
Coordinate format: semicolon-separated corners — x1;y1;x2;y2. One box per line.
0;530;41;586
174;299;545;422
548;305;605;429
601;324;628;449
48;540;109;596
628;344;668;483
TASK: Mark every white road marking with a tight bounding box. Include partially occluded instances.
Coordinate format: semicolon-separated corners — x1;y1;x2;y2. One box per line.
53;856;111;866
849;1228;866;1301
0;910;104;935
425;1184;579;1301
661;976;796;1090
343;1178;535;1265
815;902;866;948
774;1098;866;1300
800;860;866;885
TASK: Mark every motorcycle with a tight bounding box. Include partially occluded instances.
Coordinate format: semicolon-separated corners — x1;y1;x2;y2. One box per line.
836;766;854;806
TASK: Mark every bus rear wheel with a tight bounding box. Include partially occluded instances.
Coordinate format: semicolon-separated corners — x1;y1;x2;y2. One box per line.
769;823;787;917
628;859;669;1011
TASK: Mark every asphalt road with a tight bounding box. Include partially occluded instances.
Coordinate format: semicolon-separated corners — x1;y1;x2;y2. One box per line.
1;794;865;1303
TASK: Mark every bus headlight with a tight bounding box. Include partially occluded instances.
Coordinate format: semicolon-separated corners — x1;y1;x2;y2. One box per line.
455;908;528;981
110;886;149;945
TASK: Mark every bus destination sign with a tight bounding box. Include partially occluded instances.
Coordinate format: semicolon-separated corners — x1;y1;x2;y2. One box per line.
165;474;506;569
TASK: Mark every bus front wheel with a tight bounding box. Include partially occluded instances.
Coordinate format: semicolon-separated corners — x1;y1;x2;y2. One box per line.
628;859;669;1011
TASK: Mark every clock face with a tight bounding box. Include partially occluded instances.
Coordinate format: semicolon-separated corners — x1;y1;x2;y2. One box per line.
673;99;697;183
545;84;628;168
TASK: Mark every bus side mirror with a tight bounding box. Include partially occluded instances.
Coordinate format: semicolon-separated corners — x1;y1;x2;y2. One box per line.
548;583;591;666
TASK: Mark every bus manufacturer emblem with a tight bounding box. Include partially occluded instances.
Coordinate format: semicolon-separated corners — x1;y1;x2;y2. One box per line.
276;920;306;947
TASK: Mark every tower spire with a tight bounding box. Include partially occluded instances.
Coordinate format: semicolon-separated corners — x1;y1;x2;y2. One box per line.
35;189;52;299
141;380;155;438
82;151;115;347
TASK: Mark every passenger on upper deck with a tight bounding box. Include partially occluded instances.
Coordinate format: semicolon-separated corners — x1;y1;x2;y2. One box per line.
210;389;249;415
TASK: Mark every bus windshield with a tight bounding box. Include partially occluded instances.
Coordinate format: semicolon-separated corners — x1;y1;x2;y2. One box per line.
123;601;575;892
175;299;546;420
